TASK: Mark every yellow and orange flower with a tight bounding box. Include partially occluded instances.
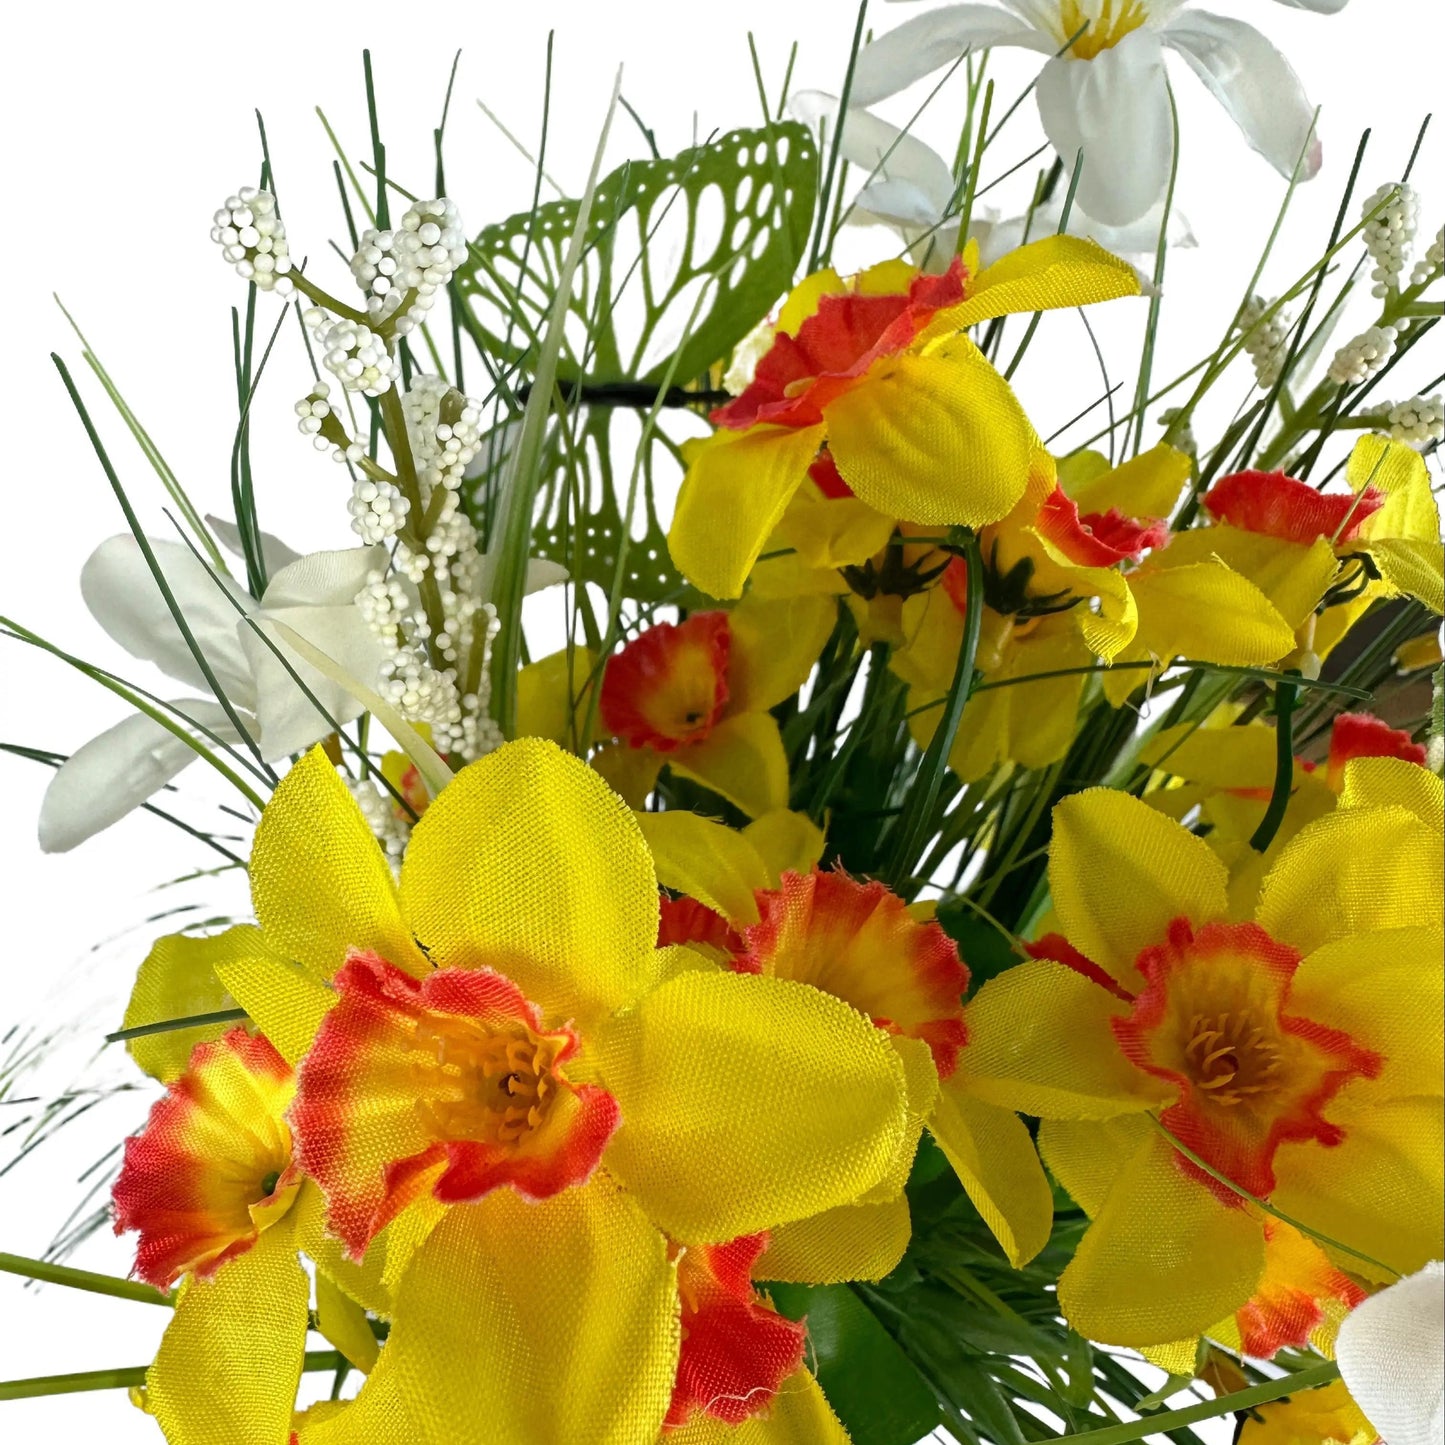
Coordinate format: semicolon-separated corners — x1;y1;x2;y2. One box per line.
592;593;835;816
669;238;1141;600
959;762;1443;1347
195;738;913;1443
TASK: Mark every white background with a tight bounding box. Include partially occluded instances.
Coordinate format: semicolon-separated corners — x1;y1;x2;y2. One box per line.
0;1;1439;1439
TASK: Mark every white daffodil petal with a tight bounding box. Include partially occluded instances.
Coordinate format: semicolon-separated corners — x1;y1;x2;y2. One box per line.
791;91;957;218
1034;30;1174;227
1337;1261;1444;1445
1165;11;1322;180
38;700;249;853
260;545;387;609
80;536;256;702
1269;0;1349;12
473;552;570;604
205;514;304;576
856;178;951;230
242;606;389;759
852;4;1053;107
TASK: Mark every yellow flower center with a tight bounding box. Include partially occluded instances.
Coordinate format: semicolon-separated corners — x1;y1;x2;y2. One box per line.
415;1016;565;1146
1056;0;1150;59
1182;1010;1285;1107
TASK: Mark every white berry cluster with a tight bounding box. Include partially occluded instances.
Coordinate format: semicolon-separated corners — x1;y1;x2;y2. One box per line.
294;383;364;462
1361;183;1419;297
1362;394;1444;448
347;775;410;866
350;199;468;337
1412;225;1443;289
1159;407;1196;455
306;310;399;397
1237;295;1292;389
1328;325;1398;386
211;188;292;293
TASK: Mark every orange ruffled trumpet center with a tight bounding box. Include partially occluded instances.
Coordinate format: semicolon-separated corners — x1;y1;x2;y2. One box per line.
600;611;732;752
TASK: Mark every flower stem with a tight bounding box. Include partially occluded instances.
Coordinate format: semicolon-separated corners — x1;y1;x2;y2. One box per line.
0;1254;170;1309
0;1351;347;1401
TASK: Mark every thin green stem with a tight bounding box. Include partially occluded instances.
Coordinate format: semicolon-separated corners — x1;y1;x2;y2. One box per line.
0;1351;347;1402
0;1253;170;1308
106;1008;249;1044
1249;674;1300;852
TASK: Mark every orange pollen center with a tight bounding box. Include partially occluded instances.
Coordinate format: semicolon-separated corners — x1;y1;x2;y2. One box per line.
1056;0;1149;59
1182;1010;1284;1107
413;1017;564;1146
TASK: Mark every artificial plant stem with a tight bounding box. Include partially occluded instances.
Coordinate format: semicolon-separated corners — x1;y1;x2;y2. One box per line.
1249;673;1300;852
0;1351;347;1402
0;1253;170;1308
106;1008;249;1044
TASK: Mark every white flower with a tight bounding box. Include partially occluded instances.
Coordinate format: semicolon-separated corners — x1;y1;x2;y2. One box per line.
850;0;1346;225
1337;1261;1444;1445
791;89;1193;271
38;530;388;852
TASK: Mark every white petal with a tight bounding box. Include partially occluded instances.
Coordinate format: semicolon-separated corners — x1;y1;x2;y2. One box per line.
38;700;246;853
242;606;389;759
1035;31;1174;226
1269;0;1349;12
1337;1261;1444;1445
1164;12;1322;179
80;536;256;702
472;552;570;604
1016;196;1197;261
851;4;1053;107
204;514;304;576
791;92;957;218
259;544;387;609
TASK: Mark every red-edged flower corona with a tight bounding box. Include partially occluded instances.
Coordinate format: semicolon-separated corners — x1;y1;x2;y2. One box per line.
668;238;1140;599
594;593;835;817
958;761;1443;1349
198;738;912;1445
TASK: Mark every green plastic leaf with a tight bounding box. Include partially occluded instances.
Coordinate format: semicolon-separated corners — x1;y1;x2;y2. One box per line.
454;121;817;385
766;1283;940;1445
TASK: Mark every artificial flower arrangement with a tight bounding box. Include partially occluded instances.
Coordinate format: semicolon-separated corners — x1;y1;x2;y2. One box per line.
2;4;1442;1444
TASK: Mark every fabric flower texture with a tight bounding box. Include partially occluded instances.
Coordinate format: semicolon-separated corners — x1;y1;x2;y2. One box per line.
958;761;1443;1350
850;1;1345;225
189;739;912;1444
668;242;1140;600
39;530;388;851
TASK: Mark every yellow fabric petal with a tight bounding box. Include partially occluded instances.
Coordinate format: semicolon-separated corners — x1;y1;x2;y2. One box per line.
1139;721;1280;791
862;1034;938;1205
123;930;245;1082
211;931;335;1067
400;738;659;1030
1037;1115;1152;1216
1338;755;1444;831
670;712;790;818
147;1214;309;1445
776;268;846;335
959;959;1167;1118
1049;788;1229;985
1127;557;1301;666
824;339;1033;527
668;1369;850;1445
315;1270;379;1373
669;424;826;601
635;810;771;925
921;235;1140;339
596;970;907;1242
1059;1131;1266;1346
338;1177;679;1445
515;646;596;747
1271;1094;1444;1284
1289;925;1444;1100
726;593;836;714
761;1195;912;1284
591;741;664;809
1346;433;1428;495
1368;536;1445;613
1066;443;1192;520
1256;804;1443;955
771;490;897;570
251;748;427;980
743;810;828;884
929;1083;1053;1267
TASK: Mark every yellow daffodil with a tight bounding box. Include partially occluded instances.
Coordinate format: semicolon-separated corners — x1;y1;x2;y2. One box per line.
957;760;1443;1348
1239;1379;1379;1445
669;238;1141;600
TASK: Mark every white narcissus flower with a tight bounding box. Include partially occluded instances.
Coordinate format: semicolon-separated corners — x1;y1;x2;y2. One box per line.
850;0;1348;226
39;531;389;853
1337;1261;1444;1445
791;88;1195;269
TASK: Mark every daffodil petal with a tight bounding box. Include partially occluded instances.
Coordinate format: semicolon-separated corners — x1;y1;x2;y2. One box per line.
1038;1115;1153;1216
146;1215;309;1445
356;1177;678;1445
1338;756;1444;830
316;1271;379;1373
824;340;1033;527
597;970;907;1242
1059;1131;1267;1346
400;739;659;1029
1050;788;1230;985
635;811;770;926
591;742;664;809
252;748;425;980
929;1083;1053;1267
743;810;828;884
761;1196;912;1285
209;930;335;1067
1369;536;1445;613
667;1368;850;1445
726;593;837;715
669;713;790;819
